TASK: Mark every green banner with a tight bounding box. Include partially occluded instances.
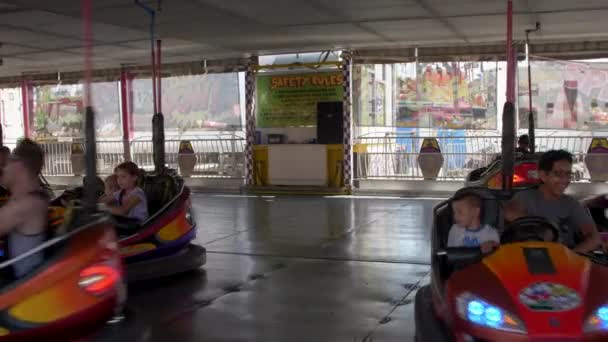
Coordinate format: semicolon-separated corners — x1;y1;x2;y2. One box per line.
256;71;344;127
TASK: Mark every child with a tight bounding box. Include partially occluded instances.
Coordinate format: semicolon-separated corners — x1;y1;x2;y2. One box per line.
104;174;119;197
447;194;499;253
99;174;119;204
105;161;148;223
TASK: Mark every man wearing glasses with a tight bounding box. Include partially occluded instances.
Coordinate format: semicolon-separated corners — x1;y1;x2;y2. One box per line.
505;149;601;253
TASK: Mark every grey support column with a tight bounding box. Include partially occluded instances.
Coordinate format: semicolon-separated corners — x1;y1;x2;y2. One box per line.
245;57;257;186
341;51;353;188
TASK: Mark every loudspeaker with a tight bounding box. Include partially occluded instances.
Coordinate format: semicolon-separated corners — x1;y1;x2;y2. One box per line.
317;101;343;144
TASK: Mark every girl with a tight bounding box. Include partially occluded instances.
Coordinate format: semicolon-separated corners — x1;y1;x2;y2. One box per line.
105;161;148;223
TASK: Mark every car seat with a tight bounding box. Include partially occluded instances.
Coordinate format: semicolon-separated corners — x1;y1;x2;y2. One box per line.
141;173;178;217
435;187;501;250
434;187;502;281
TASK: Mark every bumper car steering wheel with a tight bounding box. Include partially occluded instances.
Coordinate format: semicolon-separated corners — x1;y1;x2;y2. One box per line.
501;216;560;244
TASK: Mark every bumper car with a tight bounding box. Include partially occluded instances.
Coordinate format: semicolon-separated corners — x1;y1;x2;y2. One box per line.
584;194;608;244
415;187;608;342
51;170;206;283
464;152;542;190
0;210;125;341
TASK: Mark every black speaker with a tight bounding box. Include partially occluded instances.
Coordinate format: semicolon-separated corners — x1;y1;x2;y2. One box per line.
317;101;343;144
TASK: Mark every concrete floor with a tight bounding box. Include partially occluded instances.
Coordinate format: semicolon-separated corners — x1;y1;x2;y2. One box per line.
95;194;442;342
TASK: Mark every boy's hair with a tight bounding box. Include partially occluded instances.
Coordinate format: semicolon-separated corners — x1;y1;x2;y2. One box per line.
0;146;10;155
538;149;573;172
453;194;482;210
11;139;44;176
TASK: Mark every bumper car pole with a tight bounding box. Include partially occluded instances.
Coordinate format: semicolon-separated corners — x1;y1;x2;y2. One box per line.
526;22;540;154
82;0;97;213
153;39;165;174
501;0;516;191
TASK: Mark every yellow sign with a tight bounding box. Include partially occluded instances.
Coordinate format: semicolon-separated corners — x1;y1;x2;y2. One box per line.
270;74;344;90
178;140;194;154
420;138;441;153
588;138;608;153
257;71;344;127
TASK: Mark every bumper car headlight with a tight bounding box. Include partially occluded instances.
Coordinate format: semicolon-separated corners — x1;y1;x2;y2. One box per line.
185;207;196;227
456;292;526;334
585;305;608;332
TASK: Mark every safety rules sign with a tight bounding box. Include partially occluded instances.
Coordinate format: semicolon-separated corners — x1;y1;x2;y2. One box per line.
256;71;344;127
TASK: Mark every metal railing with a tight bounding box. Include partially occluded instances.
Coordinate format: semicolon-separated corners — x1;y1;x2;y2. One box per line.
38;136;246;178
354;134;599;181
26;133;607;182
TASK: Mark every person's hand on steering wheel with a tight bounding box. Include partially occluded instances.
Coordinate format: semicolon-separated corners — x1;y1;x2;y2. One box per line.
480;241;499;253
501;216;560;245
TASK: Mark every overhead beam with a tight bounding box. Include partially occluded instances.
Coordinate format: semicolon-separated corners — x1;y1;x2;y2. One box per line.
0;1;234;53
283;6;608;28
412;0;469;43
2;39;159;59
303;0;395;43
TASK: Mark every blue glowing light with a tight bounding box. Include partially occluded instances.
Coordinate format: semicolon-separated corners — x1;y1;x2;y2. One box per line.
468;301;484;316
484;307;503;324
464;298;505;328
468;313;484;324
598;306;608;322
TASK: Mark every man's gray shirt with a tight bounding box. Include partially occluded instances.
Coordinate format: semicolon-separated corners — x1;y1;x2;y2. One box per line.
512;188;594;247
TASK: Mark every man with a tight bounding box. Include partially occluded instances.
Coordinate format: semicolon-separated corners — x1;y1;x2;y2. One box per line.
515;134;530;154
0;139;48;279
505;149;601;253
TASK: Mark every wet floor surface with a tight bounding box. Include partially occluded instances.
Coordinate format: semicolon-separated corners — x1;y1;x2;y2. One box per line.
95;194;442;342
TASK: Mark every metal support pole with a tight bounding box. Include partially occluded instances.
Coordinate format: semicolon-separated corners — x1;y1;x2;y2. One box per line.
152;40;164;173
244;58;257;186
341;51;353;189
151;40;157;115
501;102;515;191
526;22;540;154
20;79;30;139
527;53;535;154
135;0;157;115
506;0;515;104
156;39;162;114
127;73;134;135
82;0;97;212
502;0;516;192
120;69;132;161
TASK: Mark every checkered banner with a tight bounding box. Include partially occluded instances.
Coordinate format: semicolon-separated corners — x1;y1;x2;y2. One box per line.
341;51;353;187
245;58;256;186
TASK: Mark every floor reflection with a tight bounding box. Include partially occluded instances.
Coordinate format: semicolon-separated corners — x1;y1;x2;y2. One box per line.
96;194;442;341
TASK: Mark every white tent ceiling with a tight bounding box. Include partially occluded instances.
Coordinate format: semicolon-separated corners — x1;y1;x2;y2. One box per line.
0;0;607;77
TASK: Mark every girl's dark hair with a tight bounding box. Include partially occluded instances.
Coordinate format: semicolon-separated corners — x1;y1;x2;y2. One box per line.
114;161;141;177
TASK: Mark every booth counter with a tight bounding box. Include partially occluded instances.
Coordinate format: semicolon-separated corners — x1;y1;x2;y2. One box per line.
253;144;344;188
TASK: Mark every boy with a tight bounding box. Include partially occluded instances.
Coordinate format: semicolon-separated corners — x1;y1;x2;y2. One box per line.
104;174;119;198
99;174;119;205
448;194;499;253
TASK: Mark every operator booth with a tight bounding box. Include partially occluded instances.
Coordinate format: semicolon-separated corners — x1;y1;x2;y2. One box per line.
248;60;350;193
